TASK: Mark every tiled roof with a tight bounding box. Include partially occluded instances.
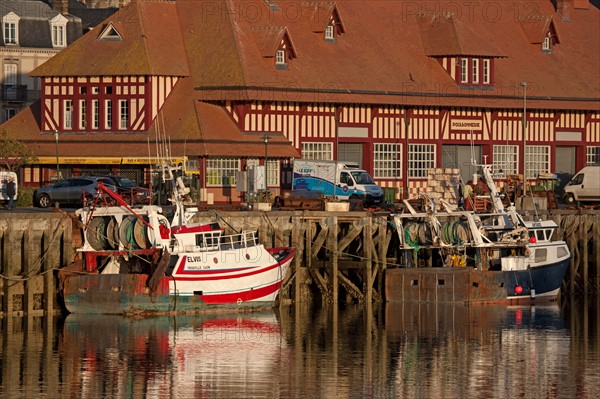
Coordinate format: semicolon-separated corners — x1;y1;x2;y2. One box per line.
7;0;599;161
519;15;555;44
252;26;290;57
6;80;298;159
1;0;83;48
186;0;599;110
417;12;506;57
30;0;189;77
28;0;600;109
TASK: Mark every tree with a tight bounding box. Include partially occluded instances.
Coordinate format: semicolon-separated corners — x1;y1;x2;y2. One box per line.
0;130;38;172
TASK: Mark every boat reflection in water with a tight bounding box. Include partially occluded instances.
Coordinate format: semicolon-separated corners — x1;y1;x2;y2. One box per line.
60;312;286;398
6;302;595;398
384;302;575;398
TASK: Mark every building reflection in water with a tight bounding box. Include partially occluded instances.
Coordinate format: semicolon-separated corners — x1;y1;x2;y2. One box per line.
0;299;598;398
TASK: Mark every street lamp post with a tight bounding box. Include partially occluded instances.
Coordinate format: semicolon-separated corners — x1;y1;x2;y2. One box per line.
263;134;269;194
404;109;411;199
520;81;527;189
54;130;59;180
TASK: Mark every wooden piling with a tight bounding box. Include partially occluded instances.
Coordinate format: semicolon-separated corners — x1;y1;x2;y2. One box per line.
1;213;73;318
1;208;599;317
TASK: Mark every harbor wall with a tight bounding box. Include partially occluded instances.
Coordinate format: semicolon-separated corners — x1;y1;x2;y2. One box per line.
0;209;599;317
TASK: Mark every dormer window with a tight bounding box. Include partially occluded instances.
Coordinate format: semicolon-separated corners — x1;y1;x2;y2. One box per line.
457;57;494;87
460;58;468;83
275;49;286;67
50;14;68;48
274;35;295;69
518;15;559;55
325;24;335;41
98;23;123;41
323;9;345;43
483;59;490;84
2;12;20;46
541;30;556;54
542;36;551;51
252;26;296;70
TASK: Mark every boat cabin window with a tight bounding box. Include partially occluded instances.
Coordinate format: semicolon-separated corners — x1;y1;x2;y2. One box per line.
534;248;547;263
530;229;546;242
557;246;568;258
196;232;222;250
537;230;545;241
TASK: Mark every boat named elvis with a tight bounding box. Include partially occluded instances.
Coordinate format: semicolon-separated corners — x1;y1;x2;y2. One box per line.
59;164;295;315
386;164;571;304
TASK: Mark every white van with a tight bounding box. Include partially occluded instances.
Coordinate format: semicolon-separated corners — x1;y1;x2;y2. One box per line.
0;171;18;204
293;160;384;206
563;165;600;204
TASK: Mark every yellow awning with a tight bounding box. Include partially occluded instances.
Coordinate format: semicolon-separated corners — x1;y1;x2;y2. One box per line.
36;157;186;165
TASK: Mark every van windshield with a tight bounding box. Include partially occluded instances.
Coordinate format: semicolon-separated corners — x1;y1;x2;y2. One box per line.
569;174;584;185
350;171;375;185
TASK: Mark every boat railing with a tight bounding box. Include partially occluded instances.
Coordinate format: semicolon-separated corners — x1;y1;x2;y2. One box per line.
175;230;260;252
218;230;259;250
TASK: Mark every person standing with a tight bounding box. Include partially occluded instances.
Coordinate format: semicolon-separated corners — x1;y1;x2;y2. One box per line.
6;176;16;210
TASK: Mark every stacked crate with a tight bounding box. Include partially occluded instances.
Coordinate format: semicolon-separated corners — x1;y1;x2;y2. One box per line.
425;168;461;208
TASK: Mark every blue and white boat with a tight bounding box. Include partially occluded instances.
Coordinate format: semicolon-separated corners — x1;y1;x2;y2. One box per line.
387;164;570;303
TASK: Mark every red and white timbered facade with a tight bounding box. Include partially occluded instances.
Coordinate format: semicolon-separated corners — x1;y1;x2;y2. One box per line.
223;100;600;200
40;75;178;133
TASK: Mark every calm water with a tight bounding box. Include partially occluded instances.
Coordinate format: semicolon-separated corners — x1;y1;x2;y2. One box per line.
1;300;599;399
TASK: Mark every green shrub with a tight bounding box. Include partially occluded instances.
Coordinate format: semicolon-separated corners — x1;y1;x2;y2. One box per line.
16;187;35;208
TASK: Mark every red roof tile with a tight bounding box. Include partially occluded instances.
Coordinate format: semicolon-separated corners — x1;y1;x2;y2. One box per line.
31;1;189;77
417;12;506;57
29;0;600;110
9;0;599;161
519;15;555;44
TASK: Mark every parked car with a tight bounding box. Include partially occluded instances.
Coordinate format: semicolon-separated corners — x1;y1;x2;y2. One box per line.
34;176;117;208
99;175;152;204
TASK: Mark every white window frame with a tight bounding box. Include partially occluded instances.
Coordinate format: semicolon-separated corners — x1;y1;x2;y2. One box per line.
542;36;551;51
79;99;86;130
586;146;600;165
525;145;550;179
275;50;286;65
119;99;128;130
105;99;112;129
374;143;402;178
206;158;240;187
92;100;99;129
301;142;333;160
325;25;335;40
50;14;68;48
493;145;518;176
266;159;280;186
64;100;73;129
52;25;65;47
3;64;17;100
460;58;468;83
3;108;17;123
483;59;490;84
2;12;20;45
472;58;479;84
408;144;436;179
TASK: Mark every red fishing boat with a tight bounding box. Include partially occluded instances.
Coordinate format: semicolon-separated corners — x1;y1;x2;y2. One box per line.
59;163;294;314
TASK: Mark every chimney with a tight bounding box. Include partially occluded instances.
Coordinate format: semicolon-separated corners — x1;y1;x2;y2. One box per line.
50;0;69;15
556;0;572;22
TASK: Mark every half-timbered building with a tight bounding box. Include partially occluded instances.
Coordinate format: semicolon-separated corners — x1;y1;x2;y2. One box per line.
1;0;599;204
